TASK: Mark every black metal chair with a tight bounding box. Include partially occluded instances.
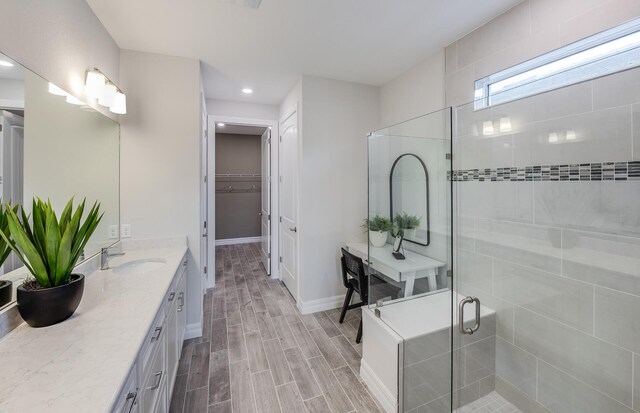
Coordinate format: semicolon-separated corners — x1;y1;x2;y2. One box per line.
339;248;401;343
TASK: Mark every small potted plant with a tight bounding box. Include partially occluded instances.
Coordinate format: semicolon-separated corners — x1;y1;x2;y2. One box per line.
1;197;102;327
362;215;394;247
0;204;19;309
394;213;421;240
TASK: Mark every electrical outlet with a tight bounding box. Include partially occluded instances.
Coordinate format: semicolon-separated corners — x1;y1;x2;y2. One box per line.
121;224;132;238
108;225;118;239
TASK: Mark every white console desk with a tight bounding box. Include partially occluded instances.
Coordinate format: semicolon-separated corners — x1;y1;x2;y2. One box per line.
346;242;445;297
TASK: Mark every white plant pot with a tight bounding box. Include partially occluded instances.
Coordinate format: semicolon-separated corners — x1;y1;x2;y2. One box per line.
403;228;417;240
369;230;388;247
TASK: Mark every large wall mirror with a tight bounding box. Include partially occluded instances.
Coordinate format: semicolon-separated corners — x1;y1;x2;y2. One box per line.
390;153;430;246
0;52;120;311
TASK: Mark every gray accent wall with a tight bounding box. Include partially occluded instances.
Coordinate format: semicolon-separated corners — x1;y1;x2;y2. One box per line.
446;1;640;412
215;133;262;240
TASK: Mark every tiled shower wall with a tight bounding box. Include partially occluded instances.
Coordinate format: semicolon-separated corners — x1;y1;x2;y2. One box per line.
447;1;640;412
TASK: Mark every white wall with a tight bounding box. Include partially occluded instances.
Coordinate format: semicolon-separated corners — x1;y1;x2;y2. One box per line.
295;76;379;310
379;50;446;127
207;99;278;121
0;79;24;106
119;50;203;333
0;0;120;120
23;71;120;256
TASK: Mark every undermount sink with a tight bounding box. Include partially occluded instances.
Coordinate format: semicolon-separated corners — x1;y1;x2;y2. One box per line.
113;258;167;275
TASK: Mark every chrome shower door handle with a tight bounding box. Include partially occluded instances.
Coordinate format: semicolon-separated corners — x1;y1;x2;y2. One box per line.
459;296;481;335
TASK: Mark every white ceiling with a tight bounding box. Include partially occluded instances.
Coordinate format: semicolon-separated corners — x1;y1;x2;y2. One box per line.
0;53;26;81
86;0;522;104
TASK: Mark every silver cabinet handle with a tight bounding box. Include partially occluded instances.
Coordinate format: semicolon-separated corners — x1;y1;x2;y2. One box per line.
178;292;184;312
151;326;163;342
120;391;137;413
168;292;176;302
289;227;297;232
258;212;263;216
459;296;481;335
148;371;163;390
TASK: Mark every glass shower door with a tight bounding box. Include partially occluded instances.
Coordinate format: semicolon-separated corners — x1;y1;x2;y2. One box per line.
366;108;454;413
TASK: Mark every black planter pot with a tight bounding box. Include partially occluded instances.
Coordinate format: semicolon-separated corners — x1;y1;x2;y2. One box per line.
0;280;12;308
17;274;85;328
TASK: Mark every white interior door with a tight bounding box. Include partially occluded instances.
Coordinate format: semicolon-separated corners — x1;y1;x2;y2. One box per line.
279;113;298;300
260;128;271;274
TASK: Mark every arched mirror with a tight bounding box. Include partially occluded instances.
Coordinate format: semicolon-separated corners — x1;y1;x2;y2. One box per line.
389;153;429;246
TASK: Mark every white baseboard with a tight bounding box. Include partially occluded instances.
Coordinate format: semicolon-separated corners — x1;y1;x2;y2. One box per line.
297;294;345;315
361;359;397;413
215;237;261;246
185;322;202;340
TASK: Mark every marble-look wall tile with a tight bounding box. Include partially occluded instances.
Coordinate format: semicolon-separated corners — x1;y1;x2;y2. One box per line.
563;229;640;296
493;259;594;333
458;182;534;223
464;336;495;385
559;0;640;45
495;337;537;399
515;307;633;405
529;0;606;35
594;286;640;354
534;181;640;237
475;219;561;274
456;1;530;68
537;361;635;413
593;66;640;110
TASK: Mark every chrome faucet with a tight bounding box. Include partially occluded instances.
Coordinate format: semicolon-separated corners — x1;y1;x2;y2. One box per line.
100;247;125;270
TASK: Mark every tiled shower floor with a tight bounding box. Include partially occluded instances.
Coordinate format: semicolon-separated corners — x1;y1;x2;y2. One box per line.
455;391;522;413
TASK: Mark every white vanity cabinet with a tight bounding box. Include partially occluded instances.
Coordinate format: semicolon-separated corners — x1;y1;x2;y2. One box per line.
113;256;187;413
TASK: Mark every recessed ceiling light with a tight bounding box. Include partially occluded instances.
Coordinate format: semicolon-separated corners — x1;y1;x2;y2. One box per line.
242;88;253;94
217;123;225;127
0;60;14;67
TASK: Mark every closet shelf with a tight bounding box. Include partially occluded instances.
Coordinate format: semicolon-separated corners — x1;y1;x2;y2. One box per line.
216;184;262;193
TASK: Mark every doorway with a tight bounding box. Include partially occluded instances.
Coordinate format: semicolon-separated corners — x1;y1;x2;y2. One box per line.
206;116;279;288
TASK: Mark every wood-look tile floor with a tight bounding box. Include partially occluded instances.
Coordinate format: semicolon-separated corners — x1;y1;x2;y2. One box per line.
170;243;382;413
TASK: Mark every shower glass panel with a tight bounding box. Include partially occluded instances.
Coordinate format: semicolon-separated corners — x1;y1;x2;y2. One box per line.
364;108;452;413
453;63;640;413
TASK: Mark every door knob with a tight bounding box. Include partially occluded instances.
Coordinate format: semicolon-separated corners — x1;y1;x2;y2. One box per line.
289;227;297;232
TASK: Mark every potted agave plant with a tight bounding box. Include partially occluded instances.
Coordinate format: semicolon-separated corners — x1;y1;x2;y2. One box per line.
394;213;421;240
362;215;394;247
0;204;19;309
1;197;102;327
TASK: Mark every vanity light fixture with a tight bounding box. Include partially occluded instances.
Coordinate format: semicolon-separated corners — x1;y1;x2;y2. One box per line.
566;130;576;140
0;60;14;67
242;88;253;94
84;67;127;114
548;132;559;143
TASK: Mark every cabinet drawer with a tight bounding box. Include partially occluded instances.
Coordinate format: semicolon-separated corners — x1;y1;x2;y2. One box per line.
140;341;166;413
140;306;165;378
112;365;138;413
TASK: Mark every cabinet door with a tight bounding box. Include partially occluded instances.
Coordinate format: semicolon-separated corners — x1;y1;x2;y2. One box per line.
166;299;178;398
177;273;187;353
140;336;167;413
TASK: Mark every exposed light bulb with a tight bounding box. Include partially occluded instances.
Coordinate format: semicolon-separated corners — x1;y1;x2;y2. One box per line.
48;83;68;96
65;95;85;105
482;121;494;136
84;70;106;99
548;132;558;143
566;130;576;140
499;117;512;133
109;91;127;114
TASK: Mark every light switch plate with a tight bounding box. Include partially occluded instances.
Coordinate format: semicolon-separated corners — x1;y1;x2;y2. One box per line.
108;225;118;239
121;224;132;238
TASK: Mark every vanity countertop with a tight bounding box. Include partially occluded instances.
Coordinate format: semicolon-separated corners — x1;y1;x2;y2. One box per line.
0;245;188;413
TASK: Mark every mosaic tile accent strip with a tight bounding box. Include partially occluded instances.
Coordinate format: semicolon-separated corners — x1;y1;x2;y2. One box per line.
451;161;640;181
